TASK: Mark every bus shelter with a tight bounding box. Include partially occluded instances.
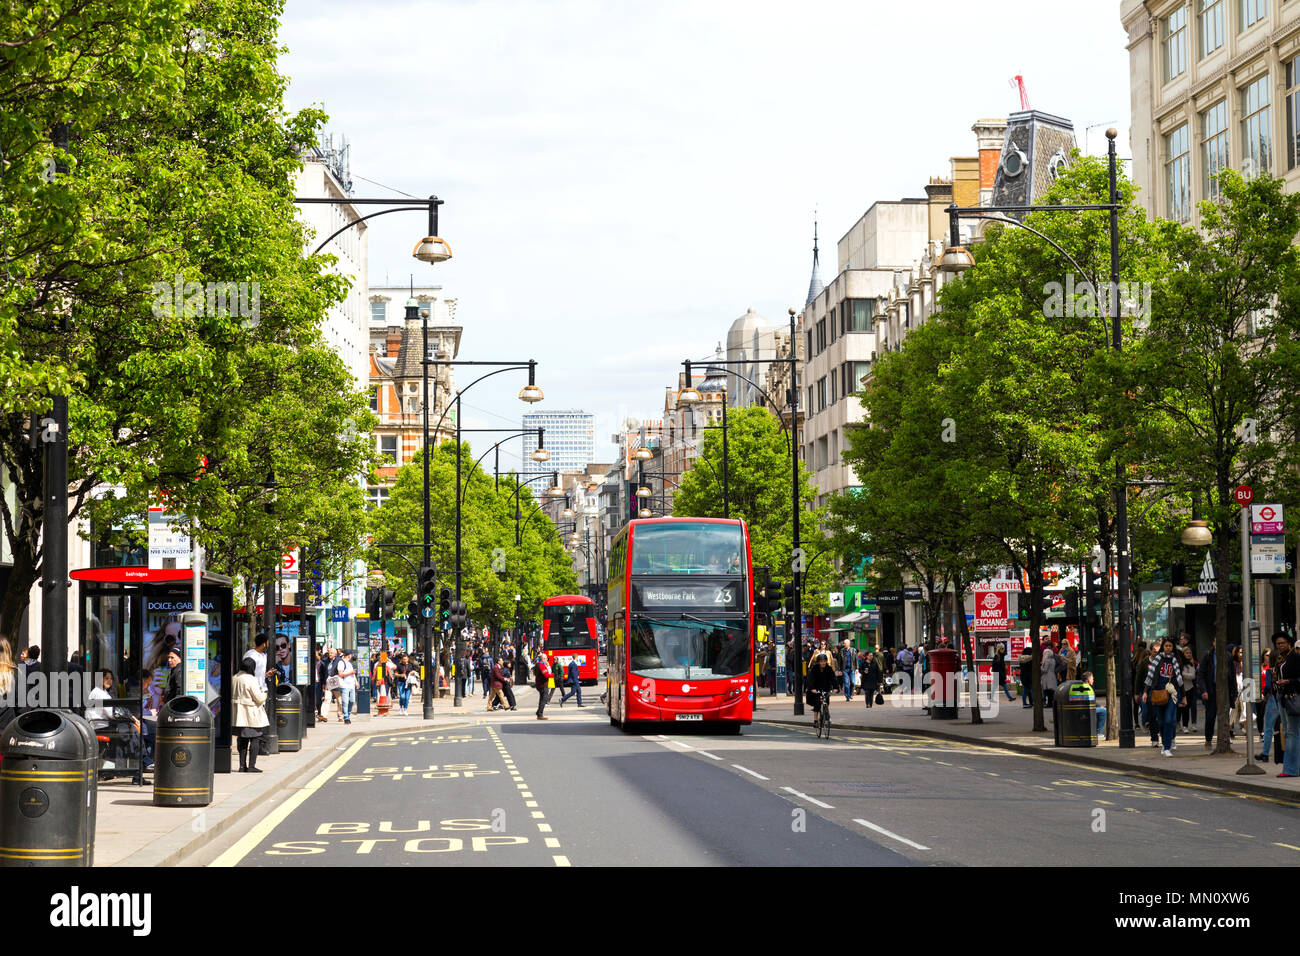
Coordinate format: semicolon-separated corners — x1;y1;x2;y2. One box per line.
73;566;235;773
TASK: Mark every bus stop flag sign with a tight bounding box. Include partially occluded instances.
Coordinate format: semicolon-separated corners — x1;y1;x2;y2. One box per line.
1251;503;1284;534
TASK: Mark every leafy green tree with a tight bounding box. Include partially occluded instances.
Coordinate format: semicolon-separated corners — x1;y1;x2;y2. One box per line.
1136;169;1300;753
0;0;360;647
366;443;577;659
672;406;835;610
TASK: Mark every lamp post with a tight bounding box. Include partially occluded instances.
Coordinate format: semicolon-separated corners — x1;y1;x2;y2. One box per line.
421;360;542;706
678;308;804;712
941;130;1139;744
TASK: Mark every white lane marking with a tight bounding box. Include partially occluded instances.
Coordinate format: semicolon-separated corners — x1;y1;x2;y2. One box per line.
695;749;722;760
668;739;694;750
545;837;561;848
781;786;834;809
537;823;553;833
732;764;769;780
553;855;571;867
853;818;931;851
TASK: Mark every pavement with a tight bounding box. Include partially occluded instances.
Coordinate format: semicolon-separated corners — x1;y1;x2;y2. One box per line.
750;683;1300;805
95;687;502;866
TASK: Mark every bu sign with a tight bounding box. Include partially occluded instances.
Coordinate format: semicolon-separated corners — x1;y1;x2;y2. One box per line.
973;590;1008;630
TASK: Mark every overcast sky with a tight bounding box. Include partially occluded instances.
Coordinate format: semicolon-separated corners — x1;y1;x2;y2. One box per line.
280;0;1133;468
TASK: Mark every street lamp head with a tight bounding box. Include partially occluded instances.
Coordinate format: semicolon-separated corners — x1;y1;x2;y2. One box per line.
530;447;551;462
678;386;702;405
1180;520;1213;547
562;506;574;518
634;445;653;461
638;508;652;519
518;383;544;403
636;486;651;499
938;244;975;274
412;236;453;264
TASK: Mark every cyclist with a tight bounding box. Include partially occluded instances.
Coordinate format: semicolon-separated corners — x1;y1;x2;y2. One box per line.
807;653;837;731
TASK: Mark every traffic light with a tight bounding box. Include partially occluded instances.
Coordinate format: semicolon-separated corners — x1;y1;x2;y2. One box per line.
783;581;794;614
407;598;420;625
382;588;395;619
1085;571;1101;625
365;587;381;619
449;600;468;631
439;587;452;629
1062;587;1079;623
418;565;437;615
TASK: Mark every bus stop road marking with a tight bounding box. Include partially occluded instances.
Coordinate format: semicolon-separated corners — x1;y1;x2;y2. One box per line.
211;736;368;867
852;818;931;852
781;787;834;809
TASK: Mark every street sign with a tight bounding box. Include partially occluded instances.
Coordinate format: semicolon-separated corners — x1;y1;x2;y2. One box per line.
974;590;1009;630
281;550;299;574
1234;484;1253;508
1251;503;1284;534
329;605;349;622
1251;535;1287;575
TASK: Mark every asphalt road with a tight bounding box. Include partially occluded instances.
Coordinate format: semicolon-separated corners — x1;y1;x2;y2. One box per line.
199;693;1300;867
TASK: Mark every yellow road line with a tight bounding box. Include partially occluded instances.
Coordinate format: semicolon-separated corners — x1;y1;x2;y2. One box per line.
210;737;368;867
1273;842;1300;851
553;854;570;867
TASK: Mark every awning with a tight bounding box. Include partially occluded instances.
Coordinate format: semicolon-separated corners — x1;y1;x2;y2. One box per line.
832;611;870;626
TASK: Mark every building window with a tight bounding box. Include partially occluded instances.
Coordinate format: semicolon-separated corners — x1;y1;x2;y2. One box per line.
379;435;398;463
1164;6;1189;82
368;384;379;412
845;299;872;332
370;300;386;324
805;330;814;358
1165;123;1192;222
815;318;827;352
829;371;837;405
1199;0;1224;56
1201;100;1229;200
1240;0;1267;31
366;486;390;511
1241;73;1272;178
851;361;871;392
1287;57;1300;169
815;377;827;412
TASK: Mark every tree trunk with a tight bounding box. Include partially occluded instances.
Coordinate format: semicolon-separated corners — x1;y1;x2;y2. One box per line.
1027;543;1046;732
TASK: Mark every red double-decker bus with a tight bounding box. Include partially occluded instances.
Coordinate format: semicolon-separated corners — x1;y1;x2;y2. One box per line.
541;595;600;686
605;518;754;733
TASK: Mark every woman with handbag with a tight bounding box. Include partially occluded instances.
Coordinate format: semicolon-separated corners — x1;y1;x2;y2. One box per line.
1141;638;1185;757
232;657;269;772
1271;632;1300;778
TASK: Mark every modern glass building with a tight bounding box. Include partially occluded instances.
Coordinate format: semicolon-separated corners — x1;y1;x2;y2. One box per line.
522;409;595;484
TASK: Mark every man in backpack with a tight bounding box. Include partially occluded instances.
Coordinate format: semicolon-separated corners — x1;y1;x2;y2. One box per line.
534;651;553;719
479;648;493;699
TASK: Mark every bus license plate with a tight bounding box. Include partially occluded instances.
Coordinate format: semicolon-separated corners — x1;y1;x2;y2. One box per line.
675;714;702;721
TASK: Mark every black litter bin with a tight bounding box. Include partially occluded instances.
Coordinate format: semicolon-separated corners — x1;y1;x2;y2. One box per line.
154;696;214;806
275;684;302;752
1054;680;1098;747
0;710;97;865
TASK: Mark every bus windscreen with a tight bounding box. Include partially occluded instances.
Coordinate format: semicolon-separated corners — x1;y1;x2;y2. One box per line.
630;523;745;576
628;617;749;680
544;605;595;649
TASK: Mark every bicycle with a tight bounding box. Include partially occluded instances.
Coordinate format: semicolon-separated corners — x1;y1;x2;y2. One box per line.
813;690;831;740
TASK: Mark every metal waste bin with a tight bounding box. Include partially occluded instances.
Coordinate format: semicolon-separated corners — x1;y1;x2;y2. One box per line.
0;710;97;865
927;649;958;719
154;696;215;806
1053;680;1097;747
275;684;303;752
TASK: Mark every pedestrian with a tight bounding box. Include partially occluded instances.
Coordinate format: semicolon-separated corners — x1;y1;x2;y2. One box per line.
394;653;412;715
0;638;17;733
859;651;881;707
1040;644;1058;711
1142;637;1184;757
242;633;269;686
1270;632;1300;778
1177;646;1197;733
232;657;269;773
534;651;553;720
1016;645;1033;708
479;647;493;699
1081;670;1107;738
324;646;341;720
839;639;855;702
336;650;357;725
1134;643;1157;745
1196;643;1238;749
499;657;517;710
486;658;511;712
992;645;1014;701
1258;648;1283;764
559;657;583;707
162;648;183;704
462;647;475;696
1230;644;1246;733
313;647;328;722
